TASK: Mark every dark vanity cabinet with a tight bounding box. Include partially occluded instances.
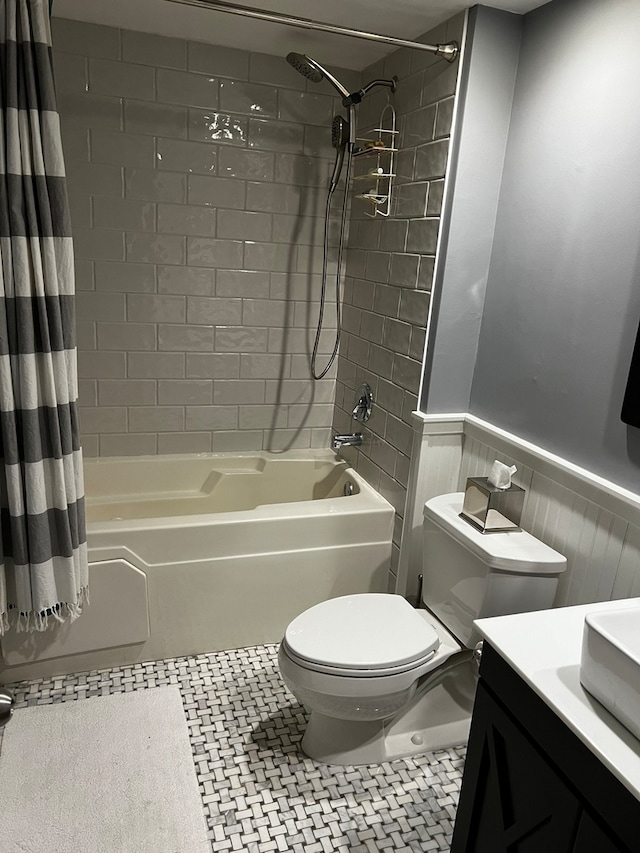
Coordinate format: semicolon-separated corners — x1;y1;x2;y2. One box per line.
451;644;639;853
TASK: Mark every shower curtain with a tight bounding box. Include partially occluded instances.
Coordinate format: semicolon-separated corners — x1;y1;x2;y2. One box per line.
0;0;88;633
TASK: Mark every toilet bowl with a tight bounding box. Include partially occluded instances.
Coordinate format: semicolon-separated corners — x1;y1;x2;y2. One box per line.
278;492;567;765
279;597;475;764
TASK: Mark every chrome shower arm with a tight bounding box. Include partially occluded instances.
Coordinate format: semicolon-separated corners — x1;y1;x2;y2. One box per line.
315;66;351;101
361;77;398;96
342;77;397;108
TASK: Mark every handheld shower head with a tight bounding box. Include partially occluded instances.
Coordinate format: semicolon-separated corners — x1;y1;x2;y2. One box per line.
328;115;350;192
331;115;349;150
285;52;350;100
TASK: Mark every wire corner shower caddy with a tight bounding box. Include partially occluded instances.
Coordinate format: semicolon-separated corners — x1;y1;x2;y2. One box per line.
354;101;398;217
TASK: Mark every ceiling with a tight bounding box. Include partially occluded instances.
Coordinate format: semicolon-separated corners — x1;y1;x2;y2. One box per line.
52;0;551;70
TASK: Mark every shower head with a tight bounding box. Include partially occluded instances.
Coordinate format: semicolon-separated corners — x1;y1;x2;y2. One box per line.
286;52;351;100
331;115;350;150
286;52;324;83
328;115;350;192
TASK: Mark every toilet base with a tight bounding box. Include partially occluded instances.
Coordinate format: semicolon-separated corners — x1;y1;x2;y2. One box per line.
301;664;476;765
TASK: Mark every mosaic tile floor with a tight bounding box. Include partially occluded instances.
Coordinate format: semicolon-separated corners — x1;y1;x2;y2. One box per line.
7;644;466;852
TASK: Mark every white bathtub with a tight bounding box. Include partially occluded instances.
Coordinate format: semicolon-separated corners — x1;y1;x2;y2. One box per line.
1;450;394;680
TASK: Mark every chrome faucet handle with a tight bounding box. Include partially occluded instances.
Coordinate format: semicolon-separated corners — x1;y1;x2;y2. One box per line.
352;383;373;423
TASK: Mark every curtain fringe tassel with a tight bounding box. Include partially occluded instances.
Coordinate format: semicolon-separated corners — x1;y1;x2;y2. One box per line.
0;586;90;636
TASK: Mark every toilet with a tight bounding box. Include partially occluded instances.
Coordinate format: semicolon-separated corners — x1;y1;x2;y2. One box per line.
278;492;566;765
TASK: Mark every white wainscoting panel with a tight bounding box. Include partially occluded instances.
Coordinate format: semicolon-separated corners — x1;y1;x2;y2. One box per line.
396;415;465;599
459;419;640;608
404;413;640;610
612;523;640;600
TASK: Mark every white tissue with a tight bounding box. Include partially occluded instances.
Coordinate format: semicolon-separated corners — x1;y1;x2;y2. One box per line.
487;460;517;490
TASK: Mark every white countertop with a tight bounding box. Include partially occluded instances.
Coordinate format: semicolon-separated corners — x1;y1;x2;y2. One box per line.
475;597;640;801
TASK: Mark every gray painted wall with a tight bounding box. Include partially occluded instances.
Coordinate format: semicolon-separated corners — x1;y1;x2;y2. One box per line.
469;0;640;492
421;6;522;414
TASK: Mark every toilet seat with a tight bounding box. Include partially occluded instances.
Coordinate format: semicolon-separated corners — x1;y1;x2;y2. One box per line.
281;640;438;678
283;593;440;677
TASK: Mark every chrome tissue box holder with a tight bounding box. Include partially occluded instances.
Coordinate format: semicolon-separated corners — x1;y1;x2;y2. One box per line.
460;477;525;533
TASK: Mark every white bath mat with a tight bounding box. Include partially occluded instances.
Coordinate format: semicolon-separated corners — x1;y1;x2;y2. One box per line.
0;686;209;853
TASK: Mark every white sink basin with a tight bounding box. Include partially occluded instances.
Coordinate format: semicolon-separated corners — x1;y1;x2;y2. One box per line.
580;606;640;741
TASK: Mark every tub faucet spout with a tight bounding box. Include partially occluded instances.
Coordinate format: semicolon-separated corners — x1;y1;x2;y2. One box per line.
332;433;363;449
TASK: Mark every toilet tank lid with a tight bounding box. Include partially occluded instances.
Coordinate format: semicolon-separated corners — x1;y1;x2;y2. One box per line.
424;493;567;575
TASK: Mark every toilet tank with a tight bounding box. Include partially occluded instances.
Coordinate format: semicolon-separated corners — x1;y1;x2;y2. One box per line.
422;493;566;646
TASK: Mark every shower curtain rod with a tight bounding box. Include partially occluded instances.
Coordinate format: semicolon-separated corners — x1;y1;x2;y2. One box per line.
163;0;459;61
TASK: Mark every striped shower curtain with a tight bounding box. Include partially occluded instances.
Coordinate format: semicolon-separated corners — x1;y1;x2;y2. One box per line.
0;0;88;633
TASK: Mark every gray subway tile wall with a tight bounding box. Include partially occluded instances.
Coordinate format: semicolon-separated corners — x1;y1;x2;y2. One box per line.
54;18;346;454
58;15;463;591
332;15;464;582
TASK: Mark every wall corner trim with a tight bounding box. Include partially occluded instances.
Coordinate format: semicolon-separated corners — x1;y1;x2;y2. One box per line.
411;411;466;435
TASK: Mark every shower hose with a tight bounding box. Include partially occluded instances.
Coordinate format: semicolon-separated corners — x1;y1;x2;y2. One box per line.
310;144;354;380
